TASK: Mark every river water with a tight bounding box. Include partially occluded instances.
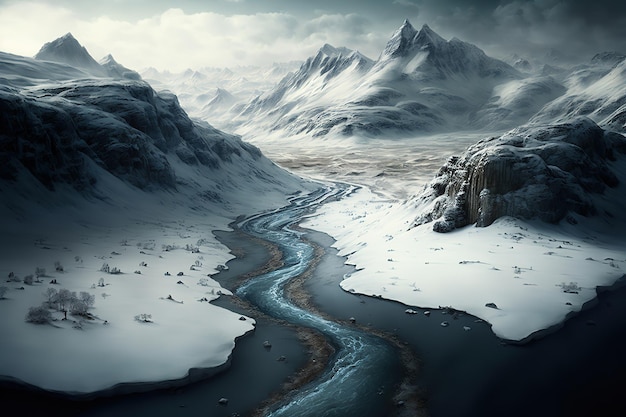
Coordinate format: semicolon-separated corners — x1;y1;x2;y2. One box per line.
219;183;626;417
3;184;625;417
231;184;404;416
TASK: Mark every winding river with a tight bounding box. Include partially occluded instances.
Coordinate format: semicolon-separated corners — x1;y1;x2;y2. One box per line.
235;184;402;416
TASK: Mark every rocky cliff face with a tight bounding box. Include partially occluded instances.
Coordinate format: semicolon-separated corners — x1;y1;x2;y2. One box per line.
0;69;262;191
411;118;626;232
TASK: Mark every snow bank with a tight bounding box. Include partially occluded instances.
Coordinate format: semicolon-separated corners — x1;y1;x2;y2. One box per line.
302;182;626;342
0;202;251;393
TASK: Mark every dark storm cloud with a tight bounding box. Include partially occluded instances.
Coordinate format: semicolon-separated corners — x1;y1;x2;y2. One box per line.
0;0;622;69
393;0;626;61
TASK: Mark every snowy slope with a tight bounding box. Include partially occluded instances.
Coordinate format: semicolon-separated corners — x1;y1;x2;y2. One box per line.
531;58;626;133
34;32;107;77
0;40;316;394
99;54;141;80
234;20;525;138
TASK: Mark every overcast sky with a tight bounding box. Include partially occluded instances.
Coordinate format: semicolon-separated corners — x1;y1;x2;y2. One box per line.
0;0;624;72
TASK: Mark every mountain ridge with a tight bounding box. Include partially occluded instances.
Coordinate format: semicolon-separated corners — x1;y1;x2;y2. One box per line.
234;20;526;137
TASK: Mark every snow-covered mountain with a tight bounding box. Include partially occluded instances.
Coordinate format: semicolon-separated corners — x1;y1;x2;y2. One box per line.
0;35;316;395
34;32;141;80
99;54;141;80
34;32;107;77
531;57;626;134
234;20;532;138
141;62;301;130
2;35;310;203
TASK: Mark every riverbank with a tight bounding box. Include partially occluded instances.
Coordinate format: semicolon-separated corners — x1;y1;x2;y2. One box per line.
286;224;428;417
213;228;336;417
300;226;626;417
0;225;311;417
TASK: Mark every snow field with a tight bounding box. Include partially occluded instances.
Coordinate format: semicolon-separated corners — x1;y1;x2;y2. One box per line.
302;186;625;341
0;208;255;393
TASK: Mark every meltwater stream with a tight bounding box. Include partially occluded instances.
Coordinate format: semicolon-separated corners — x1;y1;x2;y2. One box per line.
236;184;402;417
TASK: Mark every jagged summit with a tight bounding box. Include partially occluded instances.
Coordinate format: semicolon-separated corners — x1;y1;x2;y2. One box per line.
35;32;104;75
382;19;418;59
99;53;141;80
99;53;116;64
377;19;518;81
414;24;446;46
591;51;626;67
381;21;451;60
319;44;353;57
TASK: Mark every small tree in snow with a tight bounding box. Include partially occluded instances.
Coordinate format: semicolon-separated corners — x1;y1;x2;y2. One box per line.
71;300;89;316
79;291;95;308
0;286;8;299
54;261;64;272
98;277;105;287
56;288;74;315
23;274;34;285
44;287;58;307
100;263;110;273
26;306;52;324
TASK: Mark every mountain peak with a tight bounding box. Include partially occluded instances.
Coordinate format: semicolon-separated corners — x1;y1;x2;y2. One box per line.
381;19;419;59
319;44;353;58
99;53;141;80
60;32;77;41
99;54;116;65
397;19;418;40
35;33;105;75
414;24;447;50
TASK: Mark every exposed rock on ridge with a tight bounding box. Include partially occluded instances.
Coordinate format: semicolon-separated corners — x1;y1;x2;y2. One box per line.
0;75;262;191
411;117;626;232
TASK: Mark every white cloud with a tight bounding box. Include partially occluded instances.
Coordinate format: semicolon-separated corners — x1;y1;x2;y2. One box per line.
0;3;387;71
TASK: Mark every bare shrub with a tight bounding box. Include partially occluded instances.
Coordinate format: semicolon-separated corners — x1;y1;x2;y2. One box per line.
7;272;20;282
44;287;58;307
79;291;95;307
71;300;89;316
26;306;52;324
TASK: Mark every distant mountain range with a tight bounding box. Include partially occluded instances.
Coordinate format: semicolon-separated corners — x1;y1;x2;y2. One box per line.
231;20;572;137
145;19;619;140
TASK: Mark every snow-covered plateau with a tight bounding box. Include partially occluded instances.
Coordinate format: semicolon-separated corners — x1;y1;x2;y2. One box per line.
0;36;316;394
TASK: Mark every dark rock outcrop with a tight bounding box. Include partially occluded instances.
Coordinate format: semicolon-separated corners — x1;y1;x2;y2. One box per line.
411;118;626;232
0;78;261;191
